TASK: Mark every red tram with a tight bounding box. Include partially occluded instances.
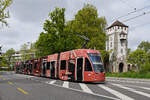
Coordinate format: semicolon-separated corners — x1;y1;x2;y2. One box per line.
15;49;105;82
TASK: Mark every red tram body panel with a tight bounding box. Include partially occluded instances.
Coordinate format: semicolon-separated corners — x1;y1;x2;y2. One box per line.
15;49;105;82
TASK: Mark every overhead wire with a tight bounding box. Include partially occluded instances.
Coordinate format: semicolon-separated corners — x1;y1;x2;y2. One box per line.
123;10;150;22
115;5;150;20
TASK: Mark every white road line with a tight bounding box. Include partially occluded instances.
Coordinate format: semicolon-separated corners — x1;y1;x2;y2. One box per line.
48;80;56;84
98;85;134;100
123;84;150;91
27;76;35;78
112;83;150;98
45;81;49;84
79;83;93;94
62;81;69;88
138;86;150;91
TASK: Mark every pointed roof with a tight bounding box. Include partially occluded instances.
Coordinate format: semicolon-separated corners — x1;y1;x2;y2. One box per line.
107;20;128;29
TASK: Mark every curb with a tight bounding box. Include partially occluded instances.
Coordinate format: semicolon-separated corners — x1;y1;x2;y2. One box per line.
106;77;150;83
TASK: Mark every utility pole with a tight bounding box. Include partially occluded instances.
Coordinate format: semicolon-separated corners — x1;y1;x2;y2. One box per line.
0;45;2;64
0;47;1;53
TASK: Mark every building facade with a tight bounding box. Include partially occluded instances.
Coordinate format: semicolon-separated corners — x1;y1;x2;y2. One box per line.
106;20;128;73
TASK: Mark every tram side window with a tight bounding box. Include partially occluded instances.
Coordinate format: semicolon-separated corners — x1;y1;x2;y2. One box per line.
68;62;75;72
47;62;50;70
85;58;92;71
23;64;26;68
51;61;55;69
60;60;66;70
30;64;32;69
43;62;47;68
29;64;32;70
27;64;29;69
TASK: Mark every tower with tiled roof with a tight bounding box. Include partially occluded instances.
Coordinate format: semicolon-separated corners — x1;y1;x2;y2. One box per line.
106;20;128;73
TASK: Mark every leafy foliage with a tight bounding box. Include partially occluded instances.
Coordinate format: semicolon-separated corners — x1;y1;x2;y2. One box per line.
35;4;107;57
127;49;148;71
100;50;109;71
4;48;15;62
35;8;68;57
127;41;150;73
20;43;35;61
138;41;150;53
70;4;107;49
140;62;150;73
0;0;12;26
0;56;9;67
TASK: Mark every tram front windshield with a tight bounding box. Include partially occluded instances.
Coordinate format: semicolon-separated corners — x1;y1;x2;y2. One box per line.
88;53;104;72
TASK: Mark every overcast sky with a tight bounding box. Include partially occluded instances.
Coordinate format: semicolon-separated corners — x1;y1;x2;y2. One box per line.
0;0;150;52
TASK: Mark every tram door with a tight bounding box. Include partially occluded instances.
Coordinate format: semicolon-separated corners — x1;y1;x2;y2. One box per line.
42;62;46;77
51;61;55;78
76;58;83;81
68;61;75;81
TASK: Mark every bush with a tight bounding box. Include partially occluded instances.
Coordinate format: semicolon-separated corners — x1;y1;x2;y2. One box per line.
140;62;150;73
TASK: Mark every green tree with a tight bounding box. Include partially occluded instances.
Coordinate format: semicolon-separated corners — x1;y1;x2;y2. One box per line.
138;41;150;53
100;50;109;71
138;41;150;63
35;4;107;57
20;43;33;61
0;0;12;26
127;49;148;71
4;48;15;62
127;48;131;55
140;62;150;73
0;56;9;67
35;8;71;57
70;4;107;50
2;48;15;70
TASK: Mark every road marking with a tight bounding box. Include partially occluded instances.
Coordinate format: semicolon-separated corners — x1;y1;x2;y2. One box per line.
27;76;35;78
46;82;119;100
17;88;28;95
112;83;150;98
98;85;134;100
48;80;56;84
138;86;150;91
79;83;93;94
123;84;150;91
8;81;13;85
62;81;69;88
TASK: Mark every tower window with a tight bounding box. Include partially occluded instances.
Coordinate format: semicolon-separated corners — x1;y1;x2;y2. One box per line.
110;42;112;47
107;47;109;51
121;49;123;54
121;42;123;46
110;37;112;41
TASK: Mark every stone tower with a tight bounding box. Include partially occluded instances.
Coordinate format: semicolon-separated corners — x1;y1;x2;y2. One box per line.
106;20;128;73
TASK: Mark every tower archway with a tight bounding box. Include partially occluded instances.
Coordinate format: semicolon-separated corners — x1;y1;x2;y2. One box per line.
119;62;124;72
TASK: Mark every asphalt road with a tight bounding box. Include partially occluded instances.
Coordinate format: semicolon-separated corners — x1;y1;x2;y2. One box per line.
1;72;150;100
